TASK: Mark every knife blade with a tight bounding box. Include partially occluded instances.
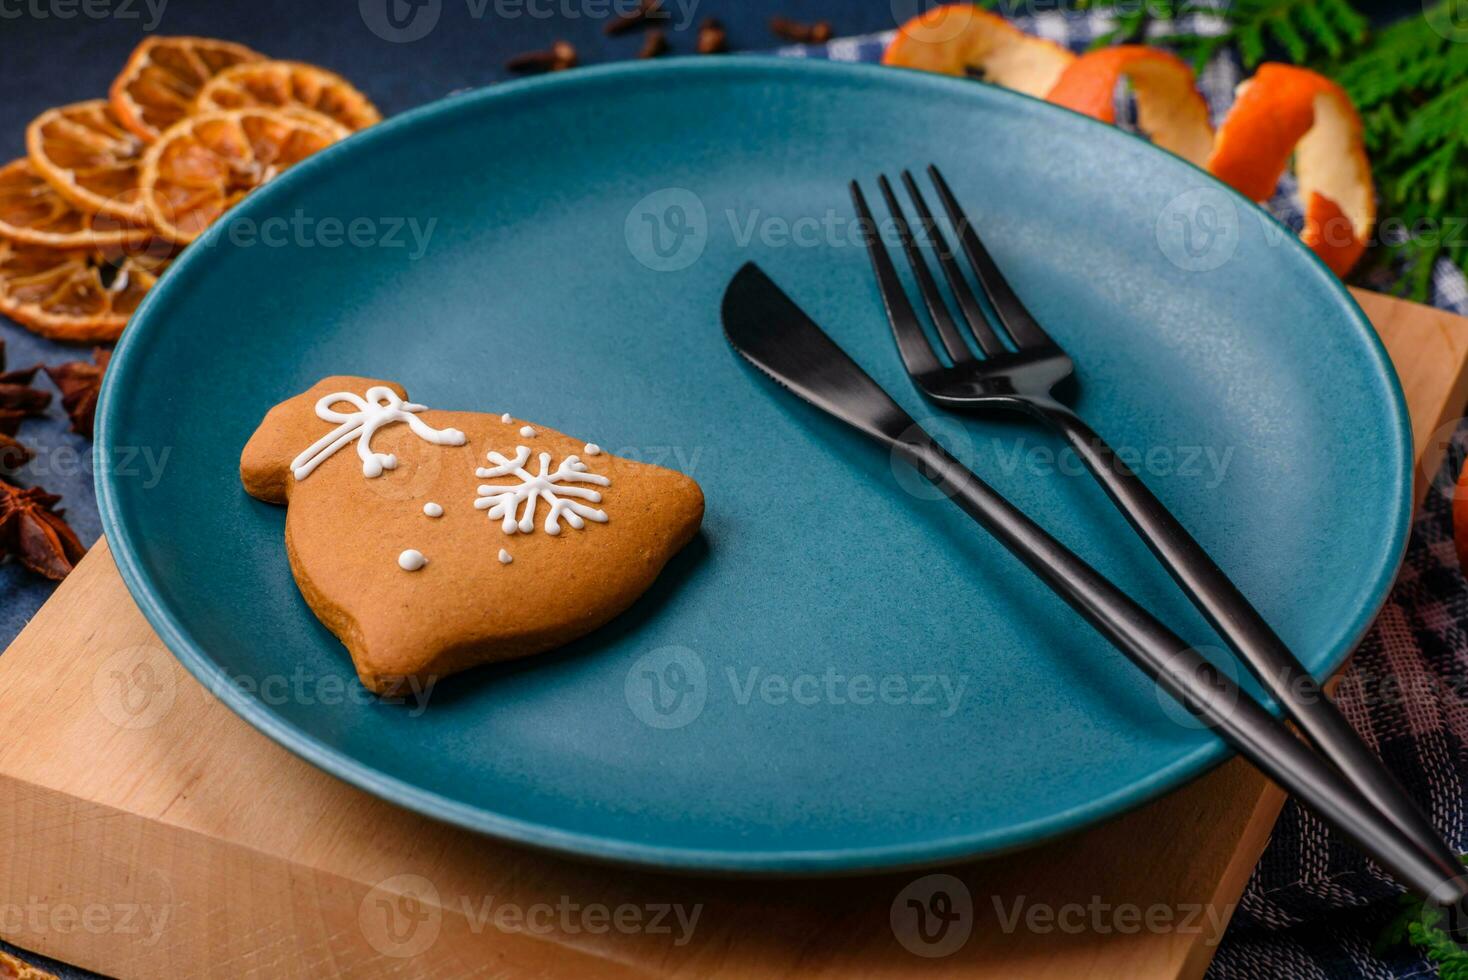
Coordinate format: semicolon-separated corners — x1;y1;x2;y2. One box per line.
720;262;916;447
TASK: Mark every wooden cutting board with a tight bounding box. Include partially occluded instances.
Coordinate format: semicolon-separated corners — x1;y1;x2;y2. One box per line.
2;288;1467;980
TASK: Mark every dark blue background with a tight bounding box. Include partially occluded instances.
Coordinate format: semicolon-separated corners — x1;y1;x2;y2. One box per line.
0;0;900;641
0;1;892;975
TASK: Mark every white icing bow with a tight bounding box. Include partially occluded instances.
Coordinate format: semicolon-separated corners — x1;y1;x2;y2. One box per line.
291;386;466;480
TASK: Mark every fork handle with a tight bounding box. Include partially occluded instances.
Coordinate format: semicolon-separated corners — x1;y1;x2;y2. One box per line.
904;436;1468;907
1033;400;1463;877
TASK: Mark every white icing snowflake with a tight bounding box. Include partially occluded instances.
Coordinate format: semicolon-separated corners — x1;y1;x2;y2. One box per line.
474;445;610;535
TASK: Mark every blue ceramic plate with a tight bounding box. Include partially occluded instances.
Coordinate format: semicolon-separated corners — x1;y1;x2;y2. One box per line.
97;58;1410;873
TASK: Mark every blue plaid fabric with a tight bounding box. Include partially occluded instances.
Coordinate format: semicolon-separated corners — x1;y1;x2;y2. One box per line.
784;14;1468;979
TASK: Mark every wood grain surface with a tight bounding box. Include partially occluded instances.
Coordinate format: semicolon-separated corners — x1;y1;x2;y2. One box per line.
1;287;1465;979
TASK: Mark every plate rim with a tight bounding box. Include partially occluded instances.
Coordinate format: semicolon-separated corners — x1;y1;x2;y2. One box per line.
95;55;1414;873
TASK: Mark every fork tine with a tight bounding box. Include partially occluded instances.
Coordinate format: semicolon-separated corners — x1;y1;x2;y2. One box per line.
849;180;944;378
928;164;1056;350
876;175;975;366
898;170;1008;358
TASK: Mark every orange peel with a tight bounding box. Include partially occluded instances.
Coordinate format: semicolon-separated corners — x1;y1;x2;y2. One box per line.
883;4;1075;99
1044;46;1213;168
1207;63;1373;277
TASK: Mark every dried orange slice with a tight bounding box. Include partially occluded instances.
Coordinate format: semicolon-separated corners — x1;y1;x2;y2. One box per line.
110;35;265;142
139;108;348;244
1207;63;1373;277
0;239;165;341
195;61;381;132
0;159;150;249
1045;46;1214;168
26;99;150;227
883;4;1075;98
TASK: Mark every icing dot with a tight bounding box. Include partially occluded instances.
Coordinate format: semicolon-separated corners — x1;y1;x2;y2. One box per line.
584;443;601;456
398;549;427;571
422;502;443;518
519;425;536;438
498;548;513;565
501;413;512;423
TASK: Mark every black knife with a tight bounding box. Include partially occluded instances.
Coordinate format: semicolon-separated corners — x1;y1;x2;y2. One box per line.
721;260;1468;911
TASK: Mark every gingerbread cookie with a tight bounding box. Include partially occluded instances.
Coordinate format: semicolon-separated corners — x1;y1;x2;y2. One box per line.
240;376;704;695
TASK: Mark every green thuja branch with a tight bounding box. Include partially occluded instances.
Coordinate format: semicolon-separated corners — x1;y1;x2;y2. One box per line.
1073;0;1367;70
1334;4;1468;299
1377;856;1468;977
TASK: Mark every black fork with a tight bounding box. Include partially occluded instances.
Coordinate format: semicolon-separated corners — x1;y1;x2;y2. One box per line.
852;164;1460;876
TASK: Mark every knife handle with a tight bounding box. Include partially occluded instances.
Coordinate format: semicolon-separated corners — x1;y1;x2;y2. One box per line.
900;436;1468;908
1029;399;1464;882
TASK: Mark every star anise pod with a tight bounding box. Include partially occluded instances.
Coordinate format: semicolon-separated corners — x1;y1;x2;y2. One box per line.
0;480;86;580
0;340;50;425
44;348;110;439
0;433;31;474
